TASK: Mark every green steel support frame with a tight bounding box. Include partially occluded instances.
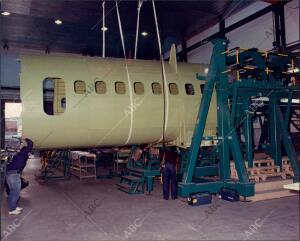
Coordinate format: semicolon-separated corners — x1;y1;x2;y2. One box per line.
178;38;300;198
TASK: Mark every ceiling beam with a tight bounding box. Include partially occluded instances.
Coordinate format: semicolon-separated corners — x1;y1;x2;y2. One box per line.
177;4;277;57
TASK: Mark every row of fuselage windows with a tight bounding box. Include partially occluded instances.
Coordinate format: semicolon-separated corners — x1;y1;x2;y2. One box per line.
73;80;199;96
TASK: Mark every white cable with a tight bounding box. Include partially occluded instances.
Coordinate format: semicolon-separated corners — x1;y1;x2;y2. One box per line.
116;0;134;145
152;0;169;143
134;0;143;59
102;0;105;58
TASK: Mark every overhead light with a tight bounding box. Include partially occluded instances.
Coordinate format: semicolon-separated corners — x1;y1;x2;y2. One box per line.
1;11;11;16
141;31;148;36
54;19;62;25
288;67;299;73
101;26;108;31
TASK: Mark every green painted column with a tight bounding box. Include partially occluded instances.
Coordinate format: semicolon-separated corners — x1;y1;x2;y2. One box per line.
181;39;227;184
270;98;282;168
216;60;230;180
216;94;230;179
243;99;254;168
276;105;299;182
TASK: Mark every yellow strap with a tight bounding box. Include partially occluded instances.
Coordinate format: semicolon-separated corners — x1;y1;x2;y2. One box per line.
277;53;288;57
221;50;229;55
244;66;255;70
221;69;231;74
291;59;295;73
235;48;239;65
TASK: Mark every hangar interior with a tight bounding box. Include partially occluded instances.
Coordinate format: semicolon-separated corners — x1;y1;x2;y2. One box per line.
0;0;299;240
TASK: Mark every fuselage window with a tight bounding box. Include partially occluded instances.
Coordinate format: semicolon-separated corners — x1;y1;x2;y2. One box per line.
152;82;162;95
185;83;195;95
115;81;126;94
134;82;144;95
169;83;179;95
95;81;106;94
61;98;66;109
43;78;66;115
74;80;86;94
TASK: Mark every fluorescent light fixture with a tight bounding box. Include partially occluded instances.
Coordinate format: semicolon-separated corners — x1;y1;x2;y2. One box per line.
288;67;299;73
141;31;148;36
54;19;62;25
281;98;300;104
252;97;269;101
101;26;108;31
1;11;11;16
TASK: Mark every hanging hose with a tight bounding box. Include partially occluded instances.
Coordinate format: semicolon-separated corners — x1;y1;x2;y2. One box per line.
102;0;106;58
152;0;168;148
134;0;143;59
115;1;134;145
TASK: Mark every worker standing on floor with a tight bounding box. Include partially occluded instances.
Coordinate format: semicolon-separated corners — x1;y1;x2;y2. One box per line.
161;147;179;200
6;137;33;215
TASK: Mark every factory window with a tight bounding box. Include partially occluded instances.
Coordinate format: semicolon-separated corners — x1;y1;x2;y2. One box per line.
74;80;86;94
152;82;162;95
115;81;126;94
95;81;106;94
185;83;195;95
43;78;66;115
200;84;205;94
134;82;144;95
169;83;179;95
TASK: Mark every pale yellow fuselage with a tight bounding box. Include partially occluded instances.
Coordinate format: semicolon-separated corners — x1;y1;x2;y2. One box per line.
20;55;217;149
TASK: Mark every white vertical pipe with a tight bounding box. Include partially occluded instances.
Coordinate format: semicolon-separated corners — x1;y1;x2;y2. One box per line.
102;0;105;58
134;0;143;59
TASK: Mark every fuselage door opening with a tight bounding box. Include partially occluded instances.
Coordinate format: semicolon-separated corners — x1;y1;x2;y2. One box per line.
43;78;66;115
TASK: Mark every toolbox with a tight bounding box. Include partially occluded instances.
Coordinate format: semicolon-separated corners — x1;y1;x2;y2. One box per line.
187;192;212;206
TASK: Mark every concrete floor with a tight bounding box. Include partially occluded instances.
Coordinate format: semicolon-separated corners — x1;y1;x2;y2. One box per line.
1;158;299;241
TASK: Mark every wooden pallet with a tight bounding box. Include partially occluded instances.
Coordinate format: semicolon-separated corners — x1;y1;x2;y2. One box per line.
284;182;300;191
282;157;295;177
282;157;289;165
245;179;298;202
230;159;286;183
230;161;248;180
283;165;294;177
253;159;274;168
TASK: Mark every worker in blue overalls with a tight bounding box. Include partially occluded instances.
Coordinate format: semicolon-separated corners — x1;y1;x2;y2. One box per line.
6;137;33;215
161;147;179;200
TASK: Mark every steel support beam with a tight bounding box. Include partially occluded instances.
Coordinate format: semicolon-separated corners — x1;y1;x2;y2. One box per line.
219;18;226;39
177;5;277;58
0;54;3;149
180;39;188;62
243;100;254;168
270;98;282;168
0;100;4;149
276;105;300;181
273;4;286;51
181;39;226;184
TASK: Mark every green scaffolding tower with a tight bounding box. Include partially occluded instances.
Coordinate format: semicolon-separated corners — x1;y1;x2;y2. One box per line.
178;38;300;198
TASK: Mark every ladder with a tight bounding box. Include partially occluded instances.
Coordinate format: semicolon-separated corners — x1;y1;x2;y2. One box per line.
117;168;145;194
